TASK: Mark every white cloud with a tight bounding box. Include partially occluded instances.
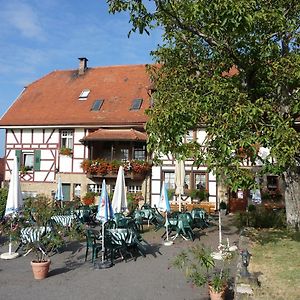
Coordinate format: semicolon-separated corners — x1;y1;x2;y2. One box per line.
2;1;44;39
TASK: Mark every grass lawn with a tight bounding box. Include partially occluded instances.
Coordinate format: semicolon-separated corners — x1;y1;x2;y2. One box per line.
247;229;300;300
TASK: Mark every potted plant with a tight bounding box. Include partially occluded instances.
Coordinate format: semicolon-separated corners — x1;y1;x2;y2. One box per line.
1;195;74;280
219;201;227;215
173;245;233;299
82;191;97;206
59;147;73;156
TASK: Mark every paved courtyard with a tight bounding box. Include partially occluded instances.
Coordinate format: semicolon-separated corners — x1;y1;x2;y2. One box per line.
0;215;239;300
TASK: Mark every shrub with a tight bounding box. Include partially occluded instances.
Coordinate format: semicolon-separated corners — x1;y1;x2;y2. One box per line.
235;206;286;229
0;188;8;219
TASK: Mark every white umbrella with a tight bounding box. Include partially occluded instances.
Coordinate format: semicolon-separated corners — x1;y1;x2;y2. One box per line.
1;156;23;259
54;176;64;207
175;160;185;212
112;166;128;213
158;181;173;246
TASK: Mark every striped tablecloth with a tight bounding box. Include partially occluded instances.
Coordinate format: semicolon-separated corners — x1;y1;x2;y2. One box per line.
20;226;51;243
51;215;76;227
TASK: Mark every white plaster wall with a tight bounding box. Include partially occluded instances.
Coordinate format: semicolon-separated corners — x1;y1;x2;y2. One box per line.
196;129;207;144
22;129;32;144
46;129;59;144
151;194;160;207
32;129;43;143
209;182;217;196
59;156;72;172
42;160;54;170
151;180;161;195
151;166;161;180
74;144;85;158
35;172;54;182
73;159;83;173
74;128;85;141
41;149;55;160
7;130;21;144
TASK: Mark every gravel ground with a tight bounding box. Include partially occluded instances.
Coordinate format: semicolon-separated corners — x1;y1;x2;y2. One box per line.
0;214;239;300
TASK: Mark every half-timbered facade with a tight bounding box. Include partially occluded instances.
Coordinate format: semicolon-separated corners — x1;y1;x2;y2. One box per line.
0;58;220;209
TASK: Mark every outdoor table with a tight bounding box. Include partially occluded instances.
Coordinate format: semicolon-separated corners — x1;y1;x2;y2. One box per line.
51;215;76;227
19;226;52;256
107;228;135;246
20;226;51;244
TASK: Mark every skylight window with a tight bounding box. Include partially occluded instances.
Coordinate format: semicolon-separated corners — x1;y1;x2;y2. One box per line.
91;99;104;111
130;98;143;110
79;89;90;100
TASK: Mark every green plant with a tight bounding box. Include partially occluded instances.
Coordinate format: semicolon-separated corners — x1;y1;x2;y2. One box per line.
173;245;233;293
1;194;81;262
20;165;32;174
59;147;73;156
0;187;8;219
219;201;227;210
127;192;143;212
187;188;209;201
167;189;175;200
82;192;97;206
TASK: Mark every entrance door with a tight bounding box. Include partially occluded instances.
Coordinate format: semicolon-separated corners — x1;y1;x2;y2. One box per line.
228;188;248;213
62;183;71;201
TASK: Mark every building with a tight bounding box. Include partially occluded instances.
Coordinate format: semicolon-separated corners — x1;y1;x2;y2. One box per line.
0;58;247;210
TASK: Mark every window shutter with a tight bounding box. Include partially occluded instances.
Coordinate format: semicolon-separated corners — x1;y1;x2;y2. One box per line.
34;150;41;171
15;150;21;170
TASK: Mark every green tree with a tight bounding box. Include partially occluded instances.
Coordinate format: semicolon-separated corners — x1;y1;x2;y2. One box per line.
107;0;300;229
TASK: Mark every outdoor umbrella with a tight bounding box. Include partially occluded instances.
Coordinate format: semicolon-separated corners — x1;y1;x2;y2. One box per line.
54;176;64;207
112;166;128;213
157;181;172;246
1;156;23;259
175;160;185;212
96;179;114;268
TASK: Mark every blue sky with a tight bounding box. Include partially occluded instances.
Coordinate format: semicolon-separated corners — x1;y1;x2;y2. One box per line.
0;0;162;157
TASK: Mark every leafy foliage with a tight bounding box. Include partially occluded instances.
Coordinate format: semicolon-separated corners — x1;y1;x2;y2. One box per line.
107;0;300;228
173;244;233;292
0;187;8;219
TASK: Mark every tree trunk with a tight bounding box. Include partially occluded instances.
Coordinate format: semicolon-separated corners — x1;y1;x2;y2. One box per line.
283;168;300;230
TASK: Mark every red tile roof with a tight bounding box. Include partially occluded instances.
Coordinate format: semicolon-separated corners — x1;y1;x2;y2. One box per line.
81;128;147;142
0;64;151;127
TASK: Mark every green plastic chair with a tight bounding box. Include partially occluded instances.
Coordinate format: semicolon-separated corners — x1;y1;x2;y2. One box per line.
85;229;102;262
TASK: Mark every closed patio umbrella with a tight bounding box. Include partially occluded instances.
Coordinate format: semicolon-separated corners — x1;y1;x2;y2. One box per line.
175;160;185;212
158;181;173;246
54;176;64;207
96;180;114;269
1;156;23;259
112;166;128;213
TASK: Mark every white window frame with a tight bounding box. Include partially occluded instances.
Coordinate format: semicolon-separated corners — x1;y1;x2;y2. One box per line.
61;130;73;149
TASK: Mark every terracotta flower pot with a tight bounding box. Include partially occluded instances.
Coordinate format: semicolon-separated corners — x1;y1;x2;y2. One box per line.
31;259;51;280
208;284;226;300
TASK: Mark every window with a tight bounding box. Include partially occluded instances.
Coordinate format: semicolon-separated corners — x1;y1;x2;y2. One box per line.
185;130;194;143
127;185;142;193
164;172;175;190
22;152;34;170
16;149;41;171
61;130;73;149
133;146;146;160
184;174;191;189
79;89;90;100
91;99;104;111
87;184;102;195
121;148;129;162
194;173;207;190
130;98;143;110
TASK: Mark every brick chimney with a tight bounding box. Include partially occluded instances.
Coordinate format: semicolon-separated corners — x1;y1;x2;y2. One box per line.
78;57;88;75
